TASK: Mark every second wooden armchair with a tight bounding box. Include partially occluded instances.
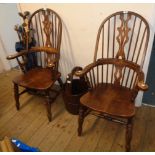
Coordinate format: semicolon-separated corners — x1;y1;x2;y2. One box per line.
76;11;150;151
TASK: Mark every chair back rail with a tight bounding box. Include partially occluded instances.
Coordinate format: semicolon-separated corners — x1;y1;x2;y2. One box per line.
92;11;149;89
26;8;62;71
81;59;141;91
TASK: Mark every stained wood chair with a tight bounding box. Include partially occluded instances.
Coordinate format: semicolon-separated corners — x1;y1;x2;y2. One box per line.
75;11;150;151
7;8;63;121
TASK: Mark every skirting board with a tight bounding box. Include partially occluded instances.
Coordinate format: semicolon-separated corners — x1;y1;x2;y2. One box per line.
142;103;155;108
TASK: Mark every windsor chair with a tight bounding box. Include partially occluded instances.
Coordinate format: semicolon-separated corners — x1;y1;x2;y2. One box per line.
76;11;150;151
7;8;63;121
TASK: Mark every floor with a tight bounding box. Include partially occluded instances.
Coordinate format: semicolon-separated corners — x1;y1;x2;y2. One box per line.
0;69;155;152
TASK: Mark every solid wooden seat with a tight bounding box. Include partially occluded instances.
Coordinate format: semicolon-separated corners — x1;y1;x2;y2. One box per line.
80;84;135;118
13;68;61;90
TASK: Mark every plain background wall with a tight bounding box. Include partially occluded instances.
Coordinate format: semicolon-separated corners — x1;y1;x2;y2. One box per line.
0;36;11;72
0;4;21;68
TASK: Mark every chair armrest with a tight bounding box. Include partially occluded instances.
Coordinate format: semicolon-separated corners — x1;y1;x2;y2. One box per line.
6;50;28;60
137;81;148;91
30;47;58;54
137;70;148;91
6;47;58;60
75;70;84;77
75;60;103;77
47;58;59;68
75;63;94;77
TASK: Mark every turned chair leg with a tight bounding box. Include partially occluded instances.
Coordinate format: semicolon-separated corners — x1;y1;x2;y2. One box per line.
46;91;52;122
126;117;133;152
57;78;64;89
78;106;85;136
14;83;20;110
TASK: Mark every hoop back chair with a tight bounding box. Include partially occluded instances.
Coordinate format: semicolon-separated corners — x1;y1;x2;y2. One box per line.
76;11;150;151
7;8;63;121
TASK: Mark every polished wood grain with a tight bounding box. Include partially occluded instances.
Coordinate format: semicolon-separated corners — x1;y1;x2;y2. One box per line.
6;8;63;121
0;69;155;152
80;84;135;118
76;11;150;152
13;68;61;90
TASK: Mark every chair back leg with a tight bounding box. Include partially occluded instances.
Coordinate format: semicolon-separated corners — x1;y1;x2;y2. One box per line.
45;91;52;122
14;83;20;110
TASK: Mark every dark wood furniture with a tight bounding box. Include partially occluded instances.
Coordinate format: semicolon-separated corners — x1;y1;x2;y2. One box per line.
75;11;150;151
63;67;88;115
7;8;63;122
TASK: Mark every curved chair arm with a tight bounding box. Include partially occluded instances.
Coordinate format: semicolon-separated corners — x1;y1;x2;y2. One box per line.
6;50;28;60
75;63;95;77
75;59;108;77
75;70;84;77
137;70;148;91
6;47;58;60
46;58;59;68
137;81;148;91
75;58;109;77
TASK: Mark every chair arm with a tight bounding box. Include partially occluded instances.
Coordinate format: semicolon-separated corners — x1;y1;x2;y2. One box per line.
137;70;148;91
47;58;59;68
75;63;94;77
30;47;58;54
6;47;58;60
137;81;148;91
75;60;102;77
6;50;28;60
75;70;84;77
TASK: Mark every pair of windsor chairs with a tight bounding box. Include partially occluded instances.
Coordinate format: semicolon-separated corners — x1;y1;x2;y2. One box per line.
7;8;150;151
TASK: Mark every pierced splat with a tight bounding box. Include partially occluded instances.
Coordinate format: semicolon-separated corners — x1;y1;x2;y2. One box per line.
116;13;131;60
42;10;52;47
114;13;131;85
42;10;56;68
114;61;124;85
44;53;56;68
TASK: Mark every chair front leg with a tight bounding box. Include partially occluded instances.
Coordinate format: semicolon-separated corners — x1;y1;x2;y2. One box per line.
14;83;20;110
78;105;85;136
126;117;133;152
45;90;52;122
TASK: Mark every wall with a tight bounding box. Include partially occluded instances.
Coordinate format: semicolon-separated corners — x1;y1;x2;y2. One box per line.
19;3;155;106
0;4;21;69
0;35;11;72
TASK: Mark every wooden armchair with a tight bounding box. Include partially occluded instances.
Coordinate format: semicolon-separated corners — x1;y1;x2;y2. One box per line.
7;8;63;122
75;11;150;151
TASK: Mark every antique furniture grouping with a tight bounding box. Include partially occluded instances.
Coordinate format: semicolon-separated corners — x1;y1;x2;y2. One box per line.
75;11;150;151
7;8;63;121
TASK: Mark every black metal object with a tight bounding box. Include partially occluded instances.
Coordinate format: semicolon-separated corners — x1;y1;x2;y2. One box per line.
63;67;89;115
